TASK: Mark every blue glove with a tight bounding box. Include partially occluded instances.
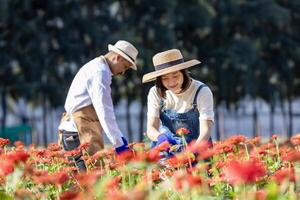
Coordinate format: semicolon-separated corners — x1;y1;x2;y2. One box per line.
157;126;178;145
157;133;177;145
115;137;130;154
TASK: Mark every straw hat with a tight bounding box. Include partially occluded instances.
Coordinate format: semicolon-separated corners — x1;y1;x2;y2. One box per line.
108;40;138;70
142;49;201;83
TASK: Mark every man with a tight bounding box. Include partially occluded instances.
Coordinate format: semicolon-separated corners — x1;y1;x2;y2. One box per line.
58;40;138;171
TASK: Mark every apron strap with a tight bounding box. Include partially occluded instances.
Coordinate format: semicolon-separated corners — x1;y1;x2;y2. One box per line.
192;84;207;110
160;99;165;112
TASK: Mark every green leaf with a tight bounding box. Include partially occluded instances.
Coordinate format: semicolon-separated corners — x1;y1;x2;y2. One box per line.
0;192;14;200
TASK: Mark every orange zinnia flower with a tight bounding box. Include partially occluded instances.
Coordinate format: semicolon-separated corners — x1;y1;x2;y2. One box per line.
176;127;190;136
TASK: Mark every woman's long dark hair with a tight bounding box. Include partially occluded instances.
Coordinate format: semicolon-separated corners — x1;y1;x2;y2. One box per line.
156;69;190;98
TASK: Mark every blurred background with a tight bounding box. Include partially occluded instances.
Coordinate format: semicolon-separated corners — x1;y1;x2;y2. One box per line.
0;0;299;146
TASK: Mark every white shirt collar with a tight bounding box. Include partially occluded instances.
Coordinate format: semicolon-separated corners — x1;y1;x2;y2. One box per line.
100;55;113;76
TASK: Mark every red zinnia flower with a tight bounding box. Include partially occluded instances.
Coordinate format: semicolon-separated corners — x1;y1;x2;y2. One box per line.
75;173;98;187
6;150;30;163
151;169;161;182
291;134;300;146
65;149;81;157
271;167;295;183
104;190;127;200
34;171;69;185
60;191;81;200
255;189;267;200
0;160;14;176
223;159;266;185
133;141;170;163
272;134;278;140
116;149;135;164
246;136;261;146
282;150;300;162
0;138;10;148
106;176;122;190
165;152;195;168
174;173;202;190
47;143;62;151
225;135;246;145
79;143;90;151
14;141;24;149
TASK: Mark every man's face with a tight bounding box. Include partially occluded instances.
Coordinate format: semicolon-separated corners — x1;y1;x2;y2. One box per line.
113;56;132;75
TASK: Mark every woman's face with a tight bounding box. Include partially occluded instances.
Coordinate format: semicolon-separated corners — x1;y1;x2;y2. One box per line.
161;71;184;94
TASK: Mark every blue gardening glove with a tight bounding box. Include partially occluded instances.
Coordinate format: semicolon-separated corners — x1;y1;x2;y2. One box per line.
115;137;130;154
157;126;178;146
157;133;177;145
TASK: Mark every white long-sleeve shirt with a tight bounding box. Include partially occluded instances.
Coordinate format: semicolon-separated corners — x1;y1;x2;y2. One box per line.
58;56;125;148
147;79;214;123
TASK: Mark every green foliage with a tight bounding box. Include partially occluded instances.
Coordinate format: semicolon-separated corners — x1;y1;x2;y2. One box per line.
0;192;13;200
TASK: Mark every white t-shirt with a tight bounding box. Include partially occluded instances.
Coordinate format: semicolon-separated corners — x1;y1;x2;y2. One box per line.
58;56;125;148
147;79;214;122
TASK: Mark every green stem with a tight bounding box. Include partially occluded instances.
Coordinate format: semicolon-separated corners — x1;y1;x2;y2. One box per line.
182;136;192;169
274;139;281;163
57;184;62;199
244;144;250;160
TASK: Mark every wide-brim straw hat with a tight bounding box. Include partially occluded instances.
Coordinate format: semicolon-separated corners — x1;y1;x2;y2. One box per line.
108;40;138;70
142;49;201;83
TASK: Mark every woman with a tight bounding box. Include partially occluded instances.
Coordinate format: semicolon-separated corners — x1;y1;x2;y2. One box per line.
142;49;214;151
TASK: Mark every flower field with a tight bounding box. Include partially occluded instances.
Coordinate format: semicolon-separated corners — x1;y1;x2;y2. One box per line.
1;134;300;200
